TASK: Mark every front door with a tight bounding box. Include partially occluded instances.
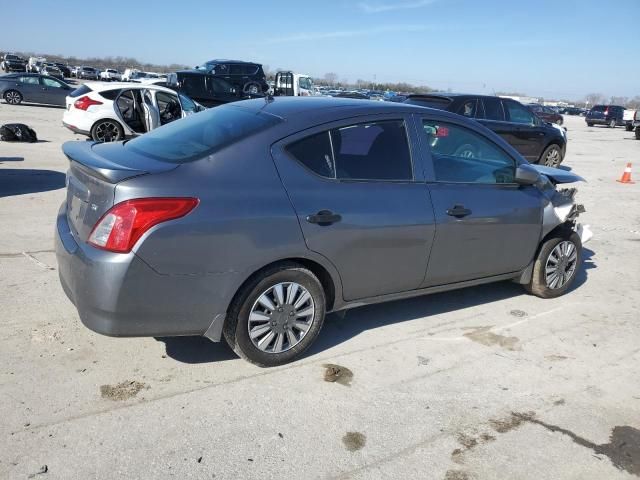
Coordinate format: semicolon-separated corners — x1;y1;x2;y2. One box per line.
500;99;546;162
17;76;42;103
418;117;543;286
39;76;69;106
272;116;435;301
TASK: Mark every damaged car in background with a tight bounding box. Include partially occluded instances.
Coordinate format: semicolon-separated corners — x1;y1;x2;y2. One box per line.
55;98;591;367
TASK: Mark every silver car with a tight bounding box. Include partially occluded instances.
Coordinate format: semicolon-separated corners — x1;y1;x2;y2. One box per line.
55;98;591;366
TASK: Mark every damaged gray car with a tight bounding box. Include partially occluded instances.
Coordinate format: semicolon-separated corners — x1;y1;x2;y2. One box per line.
55;98;591;366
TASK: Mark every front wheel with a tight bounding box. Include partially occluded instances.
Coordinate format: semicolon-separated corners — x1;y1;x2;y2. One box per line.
4;90;23;105
539;144;562;167
243;82;261;95
223;263;326;367
525;231;582;299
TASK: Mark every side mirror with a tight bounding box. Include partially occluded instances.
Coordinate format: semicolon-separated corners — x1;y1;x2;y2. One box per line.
515;164;540;185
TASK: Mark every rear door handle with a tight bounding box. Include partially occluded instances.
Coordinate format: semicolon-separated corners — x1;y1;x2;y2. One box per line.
446;205;472;218
306;210;342;225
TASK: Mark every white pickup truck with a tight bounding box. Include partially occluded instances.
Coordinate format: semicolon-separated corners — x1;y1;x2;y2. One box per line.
623;108;637;131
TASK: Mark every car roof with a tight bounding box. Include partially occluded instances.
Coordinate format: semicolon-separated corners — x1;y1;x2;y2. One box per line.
85;82;178;94
204;59;259;65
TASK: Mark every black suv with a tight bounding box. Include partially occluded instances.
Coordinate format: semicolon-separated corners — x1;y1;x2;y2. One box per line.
405;94;567;167
197;60;268;94
585;105;625;128
166;70;257;108
1;54;27;73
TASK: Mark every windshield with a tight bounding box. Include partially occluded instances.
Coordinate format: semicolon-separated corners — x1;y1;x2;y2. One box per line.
125;105;282;163
299;77;314;90
6;55;19;60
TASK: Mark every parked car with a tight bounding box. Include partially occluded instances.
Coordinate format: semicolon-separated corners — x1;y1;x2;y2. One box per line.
527;104;564;125
54;63;72;78
585;105;625;127
273;71;316;96
561;107;585;116
100;69;122;81
623;108;637;131
0;73;72;106
71;66;82;78
40;63;64;80
27;57;46;73
166;70;251;107
197;59;269;94
55;97;590;366
405;94;567;167
1;54;28;73
78;66;99;80
62;82;203;142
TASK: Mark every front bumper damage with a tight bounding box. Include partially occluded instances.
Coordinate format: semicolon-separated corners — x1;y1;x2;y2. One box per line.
543;186;592;245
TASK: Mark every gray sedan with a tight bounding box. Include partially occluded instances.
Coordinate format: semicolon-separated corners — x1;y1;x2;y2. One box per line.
55;98;591;366
0;73;73;106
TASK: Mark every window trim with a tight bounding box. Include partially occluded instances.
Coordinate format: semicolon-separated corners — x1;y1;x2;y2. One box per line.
281;116;417;184
418;116;520;186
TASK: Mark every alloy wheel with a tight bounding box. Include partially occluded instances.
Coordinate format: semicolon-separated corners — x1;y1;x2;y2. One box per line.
248;282;315;354
544;148;561;167
545;241;578;289
94;121;121;142
5;91;21;104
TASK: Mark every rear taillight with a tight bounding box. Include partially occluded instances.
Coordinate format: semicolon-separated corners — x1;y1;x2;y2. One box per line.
88;198;199;253
74;95;103;111
604;109;609;116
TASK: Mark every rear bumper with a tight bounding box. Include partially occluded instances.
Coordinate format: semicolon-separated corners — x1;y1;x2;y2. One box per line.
62;121;90;136
55;202;228;340
586;118;614;125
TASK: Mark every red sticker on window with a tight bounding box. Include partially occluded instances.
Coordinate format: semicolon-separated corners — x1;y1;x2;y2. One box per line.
435;126;449;137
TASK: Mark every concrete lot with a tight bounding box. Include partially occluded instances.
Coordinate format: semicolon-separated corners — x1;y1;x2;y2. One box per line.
0;102;639;480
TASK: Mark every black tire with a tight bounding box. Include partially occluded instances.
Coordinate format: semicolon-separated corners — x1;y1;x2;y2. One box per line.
609;119;616;128
243;82;261;95
587;122;593;127
90;119;124;142
635;128;640;140
223;262;326;367
538;143;563;167
525;231;582;299
4;90;23;105
625;124;634;132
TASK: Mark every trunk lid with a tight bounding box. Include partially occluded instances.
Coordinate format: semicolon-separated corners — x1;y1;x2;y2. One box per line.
62;141;179;241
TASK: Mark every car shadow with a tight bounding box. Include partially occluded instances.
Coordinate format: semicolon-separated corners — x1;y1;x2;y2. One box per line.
0;169;66;197
155;247;596;365
155;336;236;364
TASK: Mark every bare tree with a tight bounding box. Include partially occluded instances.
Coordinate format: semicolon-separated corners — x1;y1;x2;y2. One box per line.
584;93;606;106
610;96;628;106
324;72;338;85
627;96;640;109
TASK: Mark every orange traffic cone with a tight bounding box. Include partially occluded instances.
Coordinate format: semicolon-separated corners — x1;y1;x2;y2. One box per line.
617;163;635;184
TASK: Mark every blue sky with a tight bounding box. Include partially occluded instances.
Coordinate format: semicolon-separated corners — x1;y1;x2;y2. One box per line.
2;0;638;100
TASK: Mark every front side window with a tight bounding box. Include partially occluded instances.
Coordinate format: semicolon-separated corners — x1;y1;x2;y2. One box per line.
41;77;64;88
156;91;181;125
422;120;515;184
286;120;413;181
504;100;536;125
298;77;313;90
178;93;197;113
481;97;505;121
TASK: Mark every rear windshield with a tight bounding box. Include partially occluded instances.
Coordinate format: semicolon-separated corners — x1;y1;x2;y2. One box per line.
591;105;607;111
124;106;282;163
406;96;452;110
69;85;93;98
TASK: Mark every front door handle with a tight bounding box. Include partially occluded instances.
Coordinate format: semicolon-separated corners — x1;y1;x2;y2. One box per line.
446;205;472;218
306;210;342;225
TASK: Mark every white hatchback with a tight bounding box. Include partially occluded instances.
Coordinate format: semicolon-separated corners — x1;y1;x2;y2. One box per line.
62;82;203;142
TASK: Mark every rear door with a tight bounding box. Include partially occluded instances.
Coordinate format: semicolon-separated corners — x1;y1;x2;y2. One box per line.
271;115;435;301
416;116;543;286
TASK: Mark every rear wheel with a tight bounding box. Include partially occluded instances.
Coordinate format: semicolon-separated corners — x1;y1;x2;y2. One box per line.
587;122;594;127
243;82;260;95
90;119;124;142
539;144;562;168
525;231;582;299
4;90;22;105
625;124;634;132
223;262;326;367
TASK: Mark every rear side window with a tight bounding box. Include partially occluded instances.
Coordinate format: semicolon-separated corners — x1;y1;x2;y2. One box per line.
592;105;606;112
125;106;282;163
19;76;39;85
69;85;92;98
287;132;335;178
286;120;413;181
422;120;515;184
99;89;120;101
482;98;505;121
456;99;478;118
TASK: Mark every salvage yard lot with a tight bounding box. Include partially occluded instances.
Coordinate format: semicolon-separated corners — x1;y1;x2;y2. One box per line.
0;104;639;479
